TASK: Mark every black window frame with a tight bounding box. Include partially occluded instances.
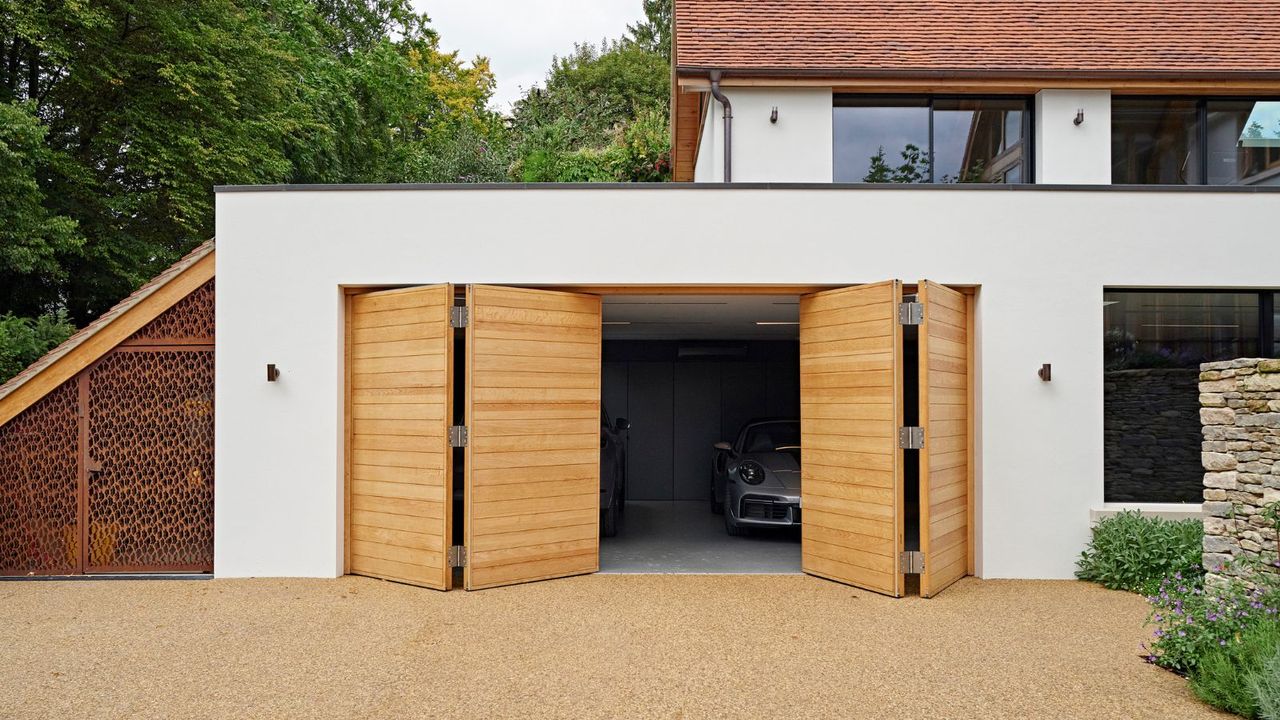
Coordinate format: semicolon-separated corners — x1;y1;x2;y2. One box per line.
833;94;1036;184
1112;96;1280;185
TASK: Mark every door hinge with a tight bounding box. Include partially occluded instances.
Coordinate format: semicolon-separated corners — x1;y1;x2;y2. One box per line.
449;425;469;448
448;545;468;568
901;550;925;575
898;426;925;450
898;301;924;326
450;305;469;328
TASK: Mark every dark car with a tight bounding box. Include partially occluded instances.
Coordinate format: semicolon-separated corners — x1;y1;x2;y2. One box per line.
710;419;801;536
600;409;630;537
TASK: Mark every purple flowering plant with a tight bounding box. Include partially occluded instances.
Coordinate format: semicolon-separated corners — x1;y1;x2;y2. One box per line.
1144;561;1280;675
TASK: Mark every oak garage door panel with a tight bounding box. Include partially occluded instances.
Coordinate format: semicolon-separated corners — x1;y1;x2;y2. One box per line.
465;285;602;591
348;284;453;590
799;280;903;598
917;280;971;598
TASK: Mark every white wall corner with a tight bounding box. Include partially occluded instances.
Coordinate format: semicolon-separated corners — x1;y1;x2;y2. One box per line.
1035;89;1112;185
696;87;834;183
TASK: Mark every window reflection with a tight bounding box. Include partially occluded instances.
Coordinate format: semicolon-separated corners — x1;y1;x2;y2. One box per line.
833;99;929;183
1207;101;1280;186
832;96;1029;184
1104;292;1260;370
1112;99;1201;184
933;99;1026;183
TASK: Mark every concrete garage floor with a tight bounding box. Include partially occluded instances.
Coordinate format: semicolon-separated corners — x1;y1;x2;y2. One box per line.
600;500;801;573
0;576;1221;719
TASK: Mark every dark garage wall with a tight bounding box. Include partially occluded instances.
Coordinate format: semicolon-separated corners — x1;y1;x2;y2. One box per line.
603;341;800;501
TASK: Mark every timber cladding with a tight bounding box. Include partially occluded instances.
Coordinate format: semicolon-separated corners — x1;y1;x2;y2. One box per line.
0;279;215;576
798;281;903;597
464;285;602;590
347;284;454;590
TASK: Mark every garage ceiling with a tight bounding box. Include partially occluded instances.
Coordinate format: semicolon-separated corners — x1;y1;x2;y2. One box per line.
601;295;800;340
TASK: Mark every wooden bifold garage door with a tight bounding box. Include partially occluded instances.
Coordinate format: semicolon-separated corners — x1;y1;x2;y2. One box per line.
346;281;966;597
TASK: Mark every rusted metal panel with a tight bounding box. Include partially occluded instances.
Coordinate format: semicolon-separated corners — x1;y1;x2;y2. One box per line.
0;381;81;575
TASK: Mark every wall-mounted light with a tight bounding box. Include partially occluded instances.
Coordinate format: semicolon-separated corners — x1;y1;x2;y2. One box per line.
1038;364;1052;382
267;364;281;382
770;107;779;124
1073;109;1085;126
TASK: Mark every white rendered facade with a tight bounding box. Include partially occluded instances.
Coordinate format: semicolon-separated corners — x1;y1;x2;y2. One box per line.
215;184;1280;581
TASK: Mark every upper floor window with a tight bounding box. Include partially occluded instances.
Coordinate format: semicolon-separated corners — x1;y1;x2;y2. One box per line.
1112;98;1280;185
833;96;1030;184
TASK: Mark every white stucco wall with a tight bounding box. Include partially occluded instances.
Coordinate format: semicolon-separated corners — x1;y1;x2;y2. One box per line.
214;186;1280;581
1035;90;1112;184
694;88;834;182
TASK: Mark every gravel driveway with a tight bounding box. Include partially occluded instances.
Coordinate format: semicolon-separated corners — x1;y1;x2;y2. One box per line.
0;575;1223;719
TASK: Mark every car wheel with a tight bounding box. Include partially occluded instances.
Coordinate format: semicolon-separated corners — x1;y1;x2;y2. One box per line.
601;502;618;538
710;479;723;515
723;494;746;536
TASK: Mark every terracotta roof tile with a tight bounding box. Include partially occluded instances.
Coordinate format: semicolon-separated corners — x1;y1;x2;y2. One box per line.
675;0;1280;77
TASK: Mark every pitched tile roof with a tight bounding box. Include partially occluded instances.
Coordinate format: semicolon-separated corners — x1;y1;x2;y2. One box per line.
0;240;215;408
674;0;1280;77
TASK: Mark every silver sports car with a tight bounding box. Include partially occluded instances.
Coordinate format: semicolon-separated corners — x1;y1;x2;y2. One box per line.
710;419;801;536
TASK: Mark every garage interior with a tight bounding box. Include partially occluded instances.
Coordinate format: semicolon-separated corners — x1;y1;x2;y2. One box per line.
598;294;805;573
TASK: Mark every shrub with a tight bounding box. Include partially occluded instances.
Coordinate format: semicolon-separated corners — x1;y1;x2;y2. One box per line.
1191;620;1280;717
1146;571;1280;675
0;312;75;383
1076;511;1203;594
1249;644;1280;720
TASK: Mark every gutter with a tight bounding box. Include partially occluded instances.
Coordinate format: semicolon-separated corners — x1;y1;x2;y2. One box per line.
708;70;733;182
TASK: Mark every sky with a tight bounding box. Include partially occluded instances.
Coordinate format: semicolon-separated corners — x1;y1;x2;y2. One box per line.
414;0;647;113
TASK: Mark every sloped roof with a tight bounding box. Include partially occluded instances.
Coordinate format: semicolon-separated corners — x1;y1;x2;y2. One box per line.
0;240;215;426
674;0;1280;78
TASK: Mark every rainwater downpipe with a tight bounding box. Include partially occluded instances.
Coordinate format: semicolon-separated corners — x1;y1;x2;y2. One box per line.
709;70;733;182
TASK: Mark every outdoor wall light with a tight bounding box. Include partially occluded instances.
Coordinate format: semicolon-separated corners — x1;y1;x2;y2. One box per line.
1073;109;1085;126
267;364;281;382
1038;364;1052;382
770;107;779;124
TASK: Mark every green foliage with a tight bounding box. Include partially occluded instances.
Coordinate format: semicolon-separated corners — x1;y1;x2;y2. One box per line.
628;0;672;60
0;313;76;381
1145;569;1280;676
863;144;931;183
0;0;500;338
1249;643;1280;720
1076;511;1204;594
1191;620;1280;718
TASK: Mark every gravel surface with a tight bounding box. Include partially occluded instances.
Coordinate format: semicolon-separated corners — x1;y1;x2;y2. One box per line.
0;575;1223;719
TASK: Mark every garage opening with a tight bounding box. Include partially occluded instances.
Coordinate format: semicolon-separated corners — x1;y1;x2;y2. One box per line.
597;295;803;573
345;281;972;596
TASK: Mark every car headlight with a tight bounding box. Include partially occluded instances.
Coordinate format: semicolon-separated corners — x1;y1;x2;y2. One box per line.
737;460;765;485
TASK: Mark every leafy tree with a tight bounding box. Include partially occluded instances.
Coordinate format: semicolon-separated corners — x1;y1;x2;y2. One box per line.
0;312;75;381
628;0;672;60
863;144;931;183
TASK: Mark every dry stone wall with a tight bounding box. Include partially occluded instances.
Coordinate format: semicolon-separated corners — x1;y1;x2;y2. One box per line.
1200;358;1280;587
1105;368;1203;503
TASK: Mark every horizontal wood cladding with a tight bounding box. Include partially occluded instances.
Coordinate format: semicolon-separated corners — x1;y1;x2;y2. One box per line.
347;284;453;590
918;280;971;598
465;285;602;590
799;280;901;597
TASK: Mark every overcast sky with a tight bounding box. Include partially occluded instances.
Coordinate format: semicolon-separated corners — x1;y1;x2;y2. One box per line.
415;0;647;113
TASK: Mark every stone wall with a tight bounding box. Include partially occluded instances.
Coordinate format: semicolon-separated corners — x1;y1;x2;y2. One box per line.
1200;358;1280;586
1105;368;1203;503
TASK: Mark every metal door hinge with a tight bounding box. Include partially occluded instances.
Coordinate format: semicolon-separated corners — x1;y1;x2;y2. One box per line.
898;426;925;450
898;301;924;326
449;425;469;448
901;551;925;575
448;545;468;568
450;306;469;328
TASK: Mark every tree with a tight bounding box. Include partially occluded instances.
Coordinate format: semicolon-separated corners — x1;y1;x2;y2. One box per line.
863;144;931;184
628;0;672;60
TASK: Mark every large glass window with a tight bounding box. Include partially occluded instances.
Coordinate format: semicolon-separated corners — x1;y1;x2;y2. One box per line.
833;96;1030;184
1112;99;1201;185
1113;98;1280;186
1103;291;1267;504
1207;101;1280;186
